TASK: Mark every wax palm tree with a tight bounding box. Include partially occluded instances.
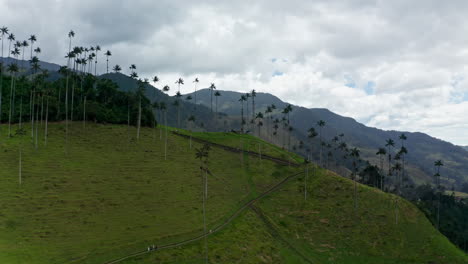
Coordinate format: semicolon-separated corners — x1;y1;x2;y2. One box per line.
175;91;182;127
385;138;395;186
93;45;100;75
33;47;41;57
7;33;15;58
399;133;407;188
162;85;170;160
28;35;37;60
434;159;444;229
317;120;326;166
305;127;318;200
255;112;264;137
264;106;272;140
376;148;387;190
104;50;111;74
175;77;184;93
251;89;257;120
239;95;246;132
7;63;18;137
350;147;360;210
209;83;216;113
0;26;8;128
113;64;122;73
136;78;147;140
214;90;221;112
193;77;199;106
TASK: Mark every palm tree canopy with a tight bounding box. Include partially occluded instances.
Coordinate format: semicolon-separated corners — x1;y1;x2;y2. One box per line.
376;147;387;155
308;127;318;138
188;115;196;122
193;77;199;83
130;72;138;79
350;147;360;158
176;91;182;98
68;30;75;38
385;139;395;147
251;89;256;97
105;50;112;56
7;63;18;73
186;95;192;100
176;78;184;85
317;120;326;127
163;85;170;92
256;112;263;119
29;35;37;42
399;133;407;140
214;91;221;96
8;33;15;41
210;83;216;90
434;160;444;167
130;64;136;70
0;27;8;35
153;76;159;83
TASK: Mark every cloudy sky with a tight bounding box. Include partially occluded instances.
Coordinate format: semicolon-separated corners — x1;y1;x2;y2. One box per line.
1;0;468;145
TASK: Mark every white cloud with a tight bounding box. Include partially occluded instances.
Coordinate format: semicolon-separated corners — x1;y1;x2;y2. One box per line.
0;0;467;144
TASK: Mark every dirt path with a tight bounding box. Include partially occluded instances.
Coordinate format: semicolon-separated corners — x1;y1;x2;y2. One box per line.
172;131;301;167
249;204;314;264
103;170;304;264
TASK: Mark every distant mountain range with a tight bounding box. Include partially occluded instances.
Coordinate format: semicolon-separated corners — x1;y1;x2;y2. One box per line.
189;89;468;190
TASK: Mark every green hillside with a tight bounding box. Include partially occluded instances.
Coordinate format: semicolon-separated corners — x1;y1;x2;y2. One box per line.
0;123;466;263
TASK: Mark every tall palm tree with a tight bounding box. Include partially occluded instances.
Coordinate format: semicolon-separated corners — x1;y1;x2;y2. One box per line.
317;120;326;166
239;95;246;132
136;78;147;140
175;77;184;93
65;30;75;150
385;138;395;187
193;77;199;107
7;33;15;59
175;91;182;127
264;106;272;141
305;127;318;200
93;45;100;75
113;64;122;73
162;85;170;160
399;133;407;189
350;147;361;210
105;50;111;74
20;40;29;70
255;112;264;137
28;35;37;60
0;26;9;129
7;63;18;137
376;148;387;190
214;90;221;114
251;89;256;120
434;159;444;230
209;83;216;113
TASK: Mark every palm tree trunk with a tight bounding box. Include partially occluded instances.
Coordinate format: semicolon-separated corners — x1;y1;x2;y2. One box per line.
202;168;208;264
19;144;22;185
35;100;39;149
137;95;141;140
19;97;22;129
71;79;75;125
31;89;34;138
40;95;44;127
44;96;49;146
8;73;14;137
164;110;168;160
83;96;86;129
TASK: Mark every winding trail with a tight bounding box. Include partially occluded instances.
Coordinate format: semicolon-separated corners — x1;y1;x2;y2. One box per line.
103;170;304;264
172;131;301;167
250;204;314;264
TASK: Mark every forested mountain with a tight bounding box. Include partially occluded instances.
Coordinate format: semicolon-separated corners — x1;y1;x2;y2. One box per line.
190;89;468;190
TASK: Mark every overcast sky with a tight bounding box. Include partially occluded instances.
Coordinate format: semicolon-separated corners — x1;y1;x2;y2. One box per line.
1;0;468;145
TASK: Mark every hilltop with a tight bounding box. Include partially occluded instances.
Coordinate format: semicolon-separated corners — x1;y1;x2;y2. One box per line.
0;122;466;263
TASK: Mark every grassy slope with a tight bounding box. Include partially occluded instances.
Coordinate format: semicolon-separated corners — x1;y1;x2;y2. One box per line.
0;123;465;264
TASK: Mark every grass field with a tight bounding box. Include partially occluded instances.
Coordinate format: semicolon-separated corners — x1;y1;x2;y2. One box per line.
0;122;466;263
